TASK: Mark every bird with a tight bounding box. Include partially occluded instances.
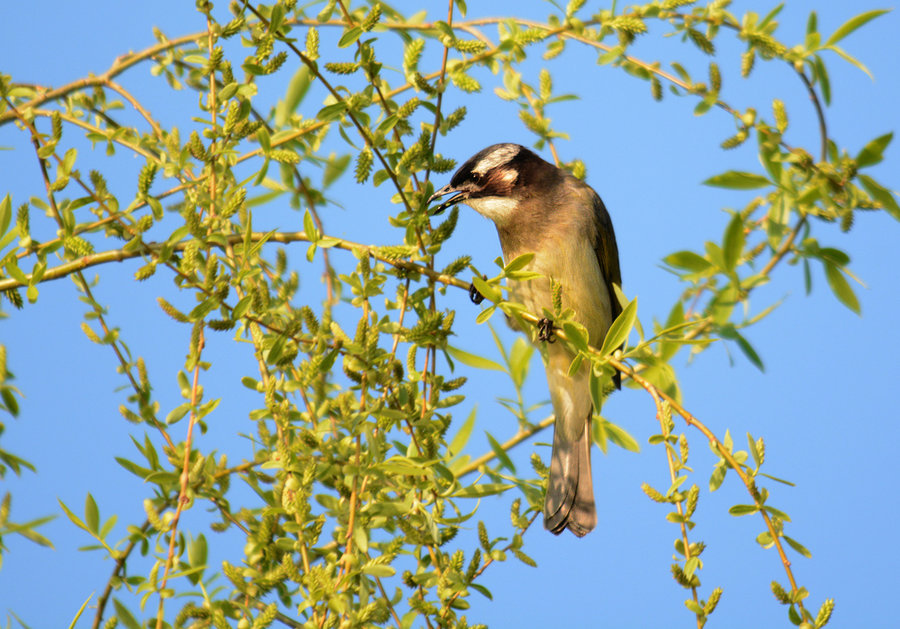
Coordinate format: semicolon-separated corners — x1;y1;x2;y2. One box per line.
429;143;622;537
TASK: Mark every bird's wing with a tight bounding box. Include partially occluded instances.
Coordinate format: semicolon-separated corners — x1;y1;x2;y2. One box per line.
591;191;622;322
590;190;623;388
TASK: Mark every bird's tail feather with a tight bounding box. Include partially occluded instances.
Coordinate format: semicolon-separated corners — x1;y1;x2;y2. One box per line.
543;410;596;537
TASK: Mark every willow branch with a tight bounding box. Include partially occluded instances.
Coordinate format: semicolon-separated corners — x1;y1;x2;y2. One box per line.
456;415;555;478
0;32;201;126
0;231;470;293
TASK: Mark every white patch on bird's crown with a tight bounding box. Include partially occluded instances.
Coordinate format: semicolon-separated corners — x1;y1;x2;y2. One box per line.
471;144;520;175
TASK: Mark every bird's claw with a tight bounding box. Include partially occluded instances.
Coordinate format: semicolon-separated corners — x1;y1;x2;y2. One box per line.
537;318;556;343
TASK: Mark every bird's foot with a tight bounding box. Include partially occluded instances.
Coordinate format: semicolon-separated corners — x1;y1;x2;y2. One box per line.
537;318;556;343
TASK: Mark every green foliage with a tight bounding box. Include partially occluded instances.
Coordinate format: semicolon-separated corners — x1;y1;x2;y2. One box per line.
0;1;893;628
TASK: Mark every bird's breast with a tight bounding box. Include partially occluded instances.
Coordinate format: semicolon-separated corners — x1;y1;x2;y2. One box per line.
505;231;613;348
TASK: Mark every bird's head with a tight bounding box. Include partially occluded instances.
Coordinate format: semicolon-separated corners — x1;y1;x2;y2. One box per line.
429;143;552;225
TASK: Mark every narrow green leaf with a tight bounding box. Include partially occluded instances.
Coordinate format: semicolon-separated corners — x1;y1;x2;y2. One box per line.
562;322;589;352
166;402;192;425
664;251;712;273
362;564;396;577
813;55;831;105
0;195;11;236
783;535;812;558
485;431;516;472
823;9;889;47
58;499;88;533
685;599;704;615
823;262;861;314
747;433;762;468
826;45;874;80
704;171;770;190
452;482;514;498
503;253;534;274
188;534;208;583
446;345;504;371
507;337;533;388
722;212;745;271
759;472;796;487
472;276;501;303
859;174;900;221
855;132;892;168
113;600;141;629
728;504;758;516
720;326;765;372
602;419;640;452
764;505;792;522
709;464;726;491
448;406;477;458
475;304;497;324
599;297;637;356
338;26;363;48
67;593;94;629
84;494;99;534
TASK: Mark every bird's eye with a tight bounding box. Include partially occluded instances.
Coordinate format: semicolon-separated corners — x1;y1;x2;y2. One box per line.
471;172;482;183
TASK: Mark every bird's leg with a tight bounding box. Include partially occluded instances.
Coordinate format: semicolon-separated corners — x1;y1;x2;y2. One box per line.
537;318;556;343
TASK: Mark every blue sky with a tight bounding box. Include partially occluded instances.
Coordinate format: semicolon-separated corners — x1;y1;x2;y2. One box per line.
1;1;898;628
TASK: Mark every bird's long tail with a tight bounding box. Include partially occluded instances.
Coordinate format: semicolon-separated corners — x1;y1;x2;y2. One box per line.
543;407;596;537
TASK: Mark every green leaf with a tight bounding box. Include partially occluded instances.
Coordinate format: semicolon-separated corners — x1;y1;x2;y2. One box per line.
823;9;889;47
472;276;501;303
859;174;900;222
188;534;208;576
485;431;516;472
67;594;94;629
508;337;533;388
275;66;311;127
764;505;791;522
452;482;514;498
0;195;11;236
475;304;497;324
448;406;477;458
317;102;348;122
813;55;832;106
728;504;758;516
855;132;892;168
445;345;504;371
783;535;812;558
709;464;726;491
113;599;141;629
166;402;192;425
503;253;534;274
599;297;637;356
303;209;317;241
704;171;770;190
338;26;363;48
823;262;860;315
84;494;99;534
684;599;704;615
759;472;796;487
562;322;589;352
323;153;351;188
664;251;712;273
826;45;874;80
720;325;764;371
722;212;745;271
362;564;396;577
601;419;640;453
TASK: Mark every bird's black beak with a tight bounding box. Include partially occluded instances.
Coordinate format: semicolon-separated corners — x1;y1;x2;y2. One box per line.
428;184;468;215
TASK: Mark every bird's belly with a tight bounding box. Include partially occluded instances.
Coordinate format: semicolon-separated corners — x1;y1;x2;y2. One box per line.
507;237;612;347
